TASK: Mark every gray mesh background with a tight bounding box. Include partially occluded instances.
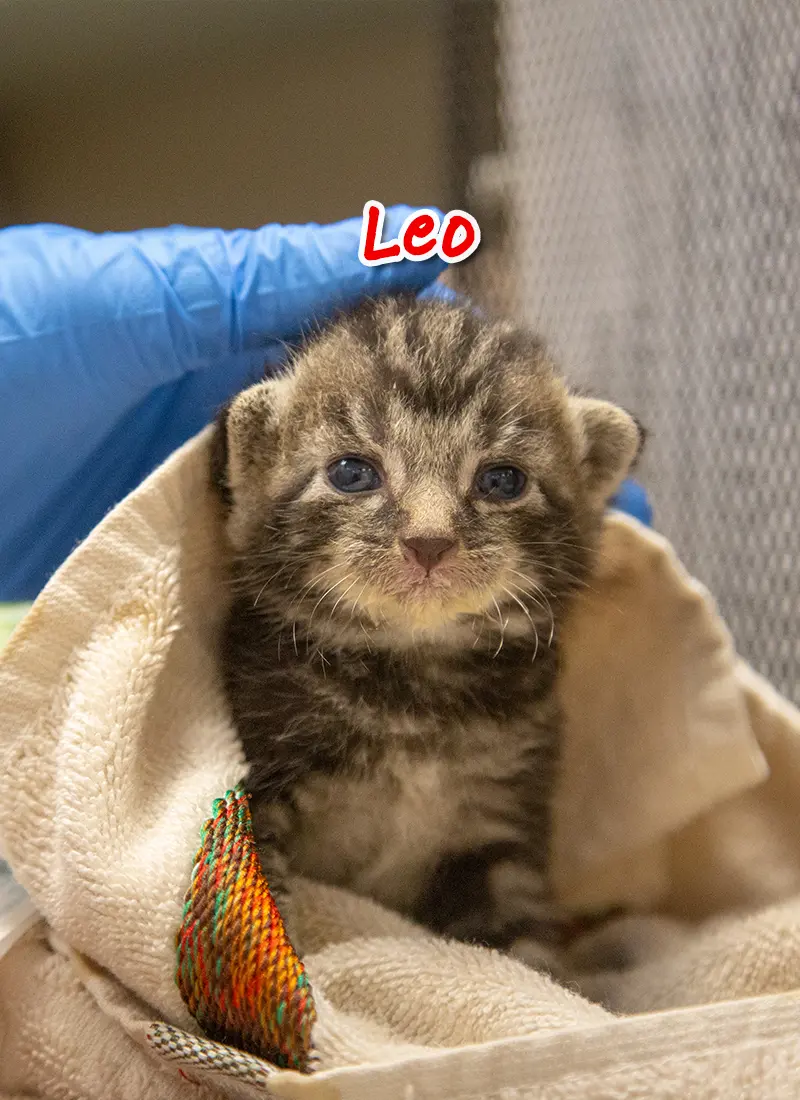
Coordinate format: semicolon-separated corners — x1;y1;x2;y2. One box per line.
466;0;800;704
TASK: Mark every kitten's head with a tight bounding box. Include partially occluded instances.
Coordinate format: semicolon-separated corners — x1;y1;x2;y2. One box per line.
213;297;642;647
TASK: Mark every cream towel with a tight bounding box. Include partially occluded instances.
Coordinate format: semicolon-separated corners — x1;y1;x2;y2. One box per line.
1;428;800;1099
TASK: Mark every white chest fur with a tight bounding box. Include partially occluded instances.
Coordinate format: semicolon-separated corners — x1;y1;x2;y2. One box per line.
287;729;530;912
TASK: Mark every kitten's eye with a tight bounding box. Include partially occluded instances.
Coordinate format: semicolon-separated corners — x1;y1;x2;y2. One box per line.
473;465;527;501
327;456;383;494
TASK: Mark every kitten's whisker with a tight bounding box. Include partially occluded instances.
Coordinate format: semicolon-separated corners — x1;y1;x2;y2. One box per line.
516;535;592;548
506;571;549;606
500;583;544;663
329;578;359;621
253;563;294;608
534;565;591;587
471;614;486;649
307;573;355;629
505;573;556;647
348;583;370;627
500;585;534;628
490;595;507;658
531;582;556;647
287;563;342;612
529;562;596;598
295;564;339;596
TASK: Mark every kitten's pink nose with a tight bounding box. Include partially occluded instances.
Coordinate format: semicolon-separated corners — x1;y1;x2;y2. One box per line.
401;536;457;573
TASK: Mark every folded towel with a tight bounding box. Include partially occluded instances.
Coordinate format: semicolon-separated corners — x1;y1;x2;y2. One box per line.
2;429;800;1099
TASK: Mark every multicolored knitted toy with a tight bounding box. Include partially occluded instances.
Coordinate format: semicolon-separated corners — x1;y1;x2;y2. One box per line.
176;786;316;1071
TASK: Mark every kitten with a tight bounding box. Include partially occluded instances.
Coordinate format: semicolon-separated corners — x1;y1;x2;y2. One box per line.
211;295;641;952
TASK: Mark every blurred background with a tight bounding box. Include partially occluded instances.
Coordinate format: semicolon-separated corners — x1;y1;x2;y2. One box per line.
1;0;799;702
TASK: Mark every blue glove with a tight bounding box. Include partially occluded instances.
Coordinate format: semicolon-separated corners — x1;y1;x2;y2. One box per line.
610;478;653;527
0;211;447;599
0;211;650;600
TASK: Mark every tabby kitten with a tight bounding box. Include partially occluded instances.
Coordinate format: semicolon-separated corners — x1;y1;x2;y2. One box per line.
212;296;641;951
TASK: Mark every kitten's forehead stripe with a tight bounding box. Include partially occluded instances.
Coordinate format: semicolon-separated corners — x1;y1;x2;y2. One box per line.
274;299;583;526
327;298;551;426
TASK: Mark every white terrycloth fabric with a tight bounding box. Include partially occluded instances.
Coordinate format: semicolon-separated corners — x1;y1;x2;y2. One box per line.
2;428;800;1100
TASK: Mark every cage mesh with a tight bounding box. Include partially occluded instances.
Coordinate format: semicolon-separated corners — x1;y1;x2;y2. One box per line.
464;0;800;704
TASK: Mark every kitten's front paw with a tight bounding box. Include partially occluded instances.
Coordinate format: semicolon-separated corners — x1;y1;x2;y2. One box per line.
568;913;691;974
508;936;565;980
487;860;577;947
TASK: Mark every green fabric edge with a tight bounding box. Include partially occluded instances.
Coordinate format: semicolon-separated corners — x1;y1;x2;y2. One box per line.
0;603;33;652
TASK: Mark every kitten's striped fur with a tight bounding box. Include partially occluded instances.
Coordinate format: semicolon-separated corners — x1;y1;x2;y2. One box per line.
212;296;641;950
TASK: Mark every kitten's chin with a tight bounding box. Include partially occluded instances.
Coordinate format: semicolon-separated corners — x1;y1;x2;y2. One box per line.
352;582;495;633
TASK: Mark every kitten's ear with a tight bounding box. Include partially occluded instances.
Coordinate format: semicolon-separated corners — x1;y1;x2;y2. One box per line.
210;380;283;509
569;396;644;504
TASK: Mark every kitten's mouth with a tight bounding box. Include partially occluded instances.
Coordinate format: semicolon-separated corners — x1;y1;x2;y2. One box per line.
305;559;535;635
353;566;503;630
402;564;455;593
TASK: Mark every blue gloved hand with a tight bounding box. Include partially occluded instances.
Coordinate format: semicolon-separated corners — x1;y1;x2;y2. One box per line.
610;478;653;527
0;212;650;600
0;210;447;599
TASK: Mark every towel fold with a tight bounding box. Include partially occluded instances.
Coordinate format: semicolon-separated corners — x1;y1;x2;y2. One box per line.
2;428;800;1099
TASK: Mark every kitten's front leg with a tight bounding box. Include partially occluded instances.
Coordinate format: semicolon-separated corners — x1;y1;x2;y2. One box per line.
485;858;574;975
489;858;575;939
415;847;572;974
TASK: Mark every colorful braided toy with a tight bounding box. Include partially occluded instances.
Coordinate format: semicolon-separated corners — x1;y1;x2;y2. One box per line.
176;786;316;1071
